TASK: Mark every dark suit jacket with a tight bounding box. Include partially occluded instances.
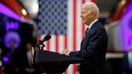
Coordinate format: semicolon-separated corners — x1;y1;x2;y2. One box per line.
5;48;42;74
4;48;29;74
69;20;108;74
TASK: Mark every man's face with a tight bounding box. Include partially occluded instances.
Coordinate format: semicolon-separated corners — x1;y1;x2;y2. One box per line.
80;5;91;25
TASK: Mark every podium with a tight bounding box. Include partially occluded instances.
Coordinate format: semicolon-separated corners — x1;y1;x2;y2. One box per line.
34;50;83;74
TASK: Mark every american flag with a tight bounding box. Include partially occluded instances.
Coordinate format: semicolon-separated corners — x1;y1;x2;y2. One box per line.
35;0;96;74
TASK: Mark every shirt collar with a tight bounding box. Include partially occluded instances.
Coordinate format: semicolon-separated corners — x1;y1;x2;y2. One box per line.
88;19;98;29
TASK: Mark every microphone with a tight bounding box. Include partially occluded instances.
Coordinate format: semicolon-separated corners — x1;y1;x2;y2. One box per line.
38;34;51;44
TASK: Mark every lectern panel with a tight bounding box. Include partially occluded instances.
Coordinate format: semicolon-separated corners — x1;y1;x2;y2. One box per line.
35;50;83;73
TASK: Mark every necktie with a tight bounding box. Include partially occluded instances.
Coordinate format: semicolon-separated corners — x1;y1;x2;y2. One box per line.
85;28;89;34
84;28;89;38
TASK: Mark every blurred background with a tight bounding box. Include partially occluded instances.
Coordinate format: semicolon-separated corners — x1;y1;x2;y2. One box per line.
0;0;132;74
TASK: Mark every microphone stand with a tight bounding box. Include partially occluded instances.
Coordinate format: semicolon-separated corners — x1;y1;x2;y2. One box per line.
32;43;46;73
41;43;45;50
36;40;45;50
36;44;45;50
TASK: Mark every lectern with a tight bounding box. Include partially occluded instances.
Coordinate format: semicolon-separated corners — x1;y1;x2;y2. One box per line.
34;50;83;74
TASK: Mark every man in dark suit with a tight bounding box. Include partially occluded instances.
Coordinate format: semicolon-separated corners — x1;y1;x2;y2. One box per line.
122;44;132;74
61;2;108;74
4;43;41;74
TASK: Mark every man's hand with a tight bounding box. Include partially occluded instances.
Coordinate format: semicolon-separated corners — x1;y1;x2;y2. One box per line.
61;49;69;55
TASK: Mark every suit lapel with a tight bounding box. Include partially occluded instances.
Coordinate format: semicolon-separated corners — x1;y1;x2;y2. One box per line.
81;21;98;49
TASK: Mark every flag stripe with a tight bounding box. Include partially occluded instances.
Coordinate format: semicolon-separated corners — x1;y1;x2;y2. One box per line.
76;0;82;51
59;35;64;52
73;0;77;74
47;40;50;51
64;35;67;49
67;0;74;73
73;0;77;51
64;35;68;74
49;35;55;52
55;35;59;52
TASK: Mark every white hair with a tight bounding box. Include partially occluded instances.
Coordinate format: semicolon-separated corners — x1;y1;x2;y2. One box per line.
83;2;99;19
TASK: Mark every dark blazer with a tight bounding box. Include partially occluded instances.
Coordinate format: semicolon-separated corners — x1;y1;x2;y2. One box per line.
69;20;108;74
4;49;29;74
5;48;41;74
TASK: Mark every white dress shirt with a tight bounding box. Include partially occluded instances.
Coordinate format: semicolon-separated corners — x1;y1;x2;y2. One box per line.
128;52;132;68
